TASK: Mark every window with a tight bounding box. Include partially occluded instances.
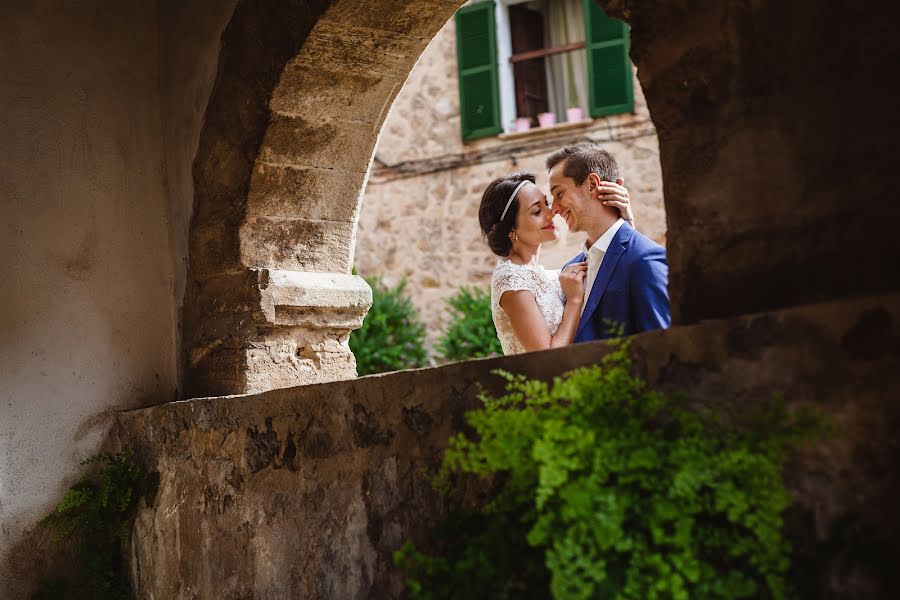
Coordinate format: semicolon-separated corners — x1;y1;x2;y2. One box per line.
507;1;586;125
455;0;633;141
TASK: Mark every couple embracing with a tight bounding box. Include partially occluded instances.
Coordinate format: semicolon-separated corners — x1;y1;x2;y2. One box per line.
478;143;670;355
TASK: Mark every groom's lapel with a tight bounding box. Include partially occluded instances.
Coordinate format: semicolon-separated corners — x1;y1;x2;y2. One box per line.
576;224;633;336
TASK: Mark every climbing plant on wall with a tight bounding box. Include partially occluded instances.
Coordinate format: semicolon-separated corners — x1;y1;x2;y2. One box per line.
35;449;144;599
396;344;824;600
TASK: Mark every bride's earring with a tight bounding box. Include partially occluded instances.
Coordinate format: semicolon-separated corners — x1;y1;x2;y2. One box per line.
511;231;518;242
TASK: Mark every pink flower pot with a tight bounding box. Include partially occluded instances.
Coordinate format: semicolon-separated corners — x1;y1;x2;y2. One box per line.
537;112;556;128
566;107;585;122
514;117;531;132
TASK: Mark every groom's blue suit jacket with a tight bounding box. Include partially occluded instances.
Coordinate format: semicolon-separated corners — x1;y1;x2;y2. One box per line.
564;221;671;342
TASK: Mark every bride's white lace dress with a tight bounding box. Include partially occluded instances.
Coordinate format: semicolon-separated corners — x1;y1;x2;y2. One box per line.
490;259;566;355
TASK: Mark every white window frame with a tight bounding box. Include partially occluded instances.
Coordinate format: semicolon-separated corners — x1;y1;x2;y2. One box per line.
495;0;591;133
495;0;546;133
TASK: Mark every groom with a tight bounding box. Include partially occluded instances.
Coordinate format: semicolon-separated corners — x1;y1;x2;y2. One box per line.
548;143;670;342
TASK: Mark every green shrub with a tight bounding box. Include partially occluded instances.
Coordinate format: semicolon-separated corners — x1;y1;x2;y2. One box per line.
436;286;502;362
37;450;142;599
396;345;823;600
350;276;429;375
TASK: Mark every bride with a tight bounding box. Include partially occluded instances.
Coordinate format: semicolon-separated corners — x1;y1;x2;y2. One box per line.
478;172;632;355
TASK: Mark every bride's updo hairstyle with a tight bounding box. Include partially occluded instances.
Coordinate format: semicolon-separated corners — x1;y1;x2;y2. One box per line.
478;171;536;257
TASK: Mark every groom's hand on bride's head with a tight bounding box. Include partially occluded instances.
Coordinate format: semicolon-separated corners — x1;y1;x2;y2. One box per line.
599;178;635;228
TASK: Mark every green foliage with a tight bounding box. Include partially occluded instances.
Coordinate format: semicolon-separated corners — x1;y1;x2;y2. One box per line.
37;450;141;599
436;286;502;363
397;346;824;600
395;495;550;600
350;276;429;375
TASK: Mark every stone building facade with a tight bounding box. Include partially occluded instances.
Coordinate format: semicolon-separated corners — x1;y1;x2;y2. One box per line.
355;3;665;344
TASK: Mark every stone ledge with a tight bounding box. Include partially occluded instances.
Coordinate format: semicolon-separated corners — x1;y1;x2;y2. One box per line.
260;270;372;328
118;293;900;599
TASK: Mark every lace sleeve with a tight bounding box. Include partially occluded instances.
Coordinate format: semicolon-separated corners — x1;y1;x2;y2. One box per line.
491;261;535;306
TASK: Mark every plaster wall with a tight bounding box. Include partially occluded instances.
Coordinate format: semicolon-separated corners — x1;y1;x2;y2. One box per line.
0;1;233;591
356;18;665;344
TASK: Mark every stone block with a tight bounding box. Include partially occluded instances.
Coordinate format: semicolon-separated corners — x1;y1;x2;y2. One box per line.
297;19;429;80
184;269;372;397
259;270;372;329
270;64;403;126
246;162;365;223
186;221;244;282
240;216;355;273
183;336;253;399
244;329;359;394
322;0;462;37
258;113;377;173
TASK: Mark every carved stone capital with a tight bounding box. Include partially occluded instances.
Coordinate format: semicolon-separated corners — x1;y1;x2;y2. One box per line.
258;270;371;329
183;269;372;397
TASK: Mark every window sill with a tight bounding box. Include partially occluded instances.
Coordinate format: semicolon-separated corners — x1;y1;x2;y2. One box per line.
497;118;595;141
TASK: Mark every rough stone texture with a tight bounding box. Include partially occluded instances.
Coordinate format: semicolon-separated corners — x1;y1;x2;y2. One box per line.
245;271;374;393
355;16;665;344
117;294;900;599
183;0;465;397
183;0;335;399
183;269;372;397
240;216;357;273
602;0;900;323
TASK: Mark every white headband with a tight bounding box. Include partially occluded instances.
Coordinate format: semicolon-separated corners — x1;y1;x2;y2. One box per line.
499;180;531;222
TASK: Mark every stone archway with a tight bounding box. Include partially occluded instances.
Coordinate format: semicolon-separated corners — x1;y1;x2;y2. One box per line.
184;0;900;398
183;0;465;397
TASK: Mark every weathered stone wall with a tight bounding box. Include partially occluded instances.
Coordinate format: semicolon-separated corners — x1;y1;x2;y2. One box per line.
116;294;900;599
356;17;665;344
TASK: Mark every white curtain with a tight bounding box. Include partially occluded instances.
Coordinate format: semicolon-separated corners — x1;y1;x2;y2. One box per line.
544;0;588;120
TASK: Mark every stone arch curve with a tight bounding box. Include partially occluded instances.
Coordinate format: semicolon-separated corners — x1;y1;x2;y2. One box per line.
183;0;464;397
184;0;900;398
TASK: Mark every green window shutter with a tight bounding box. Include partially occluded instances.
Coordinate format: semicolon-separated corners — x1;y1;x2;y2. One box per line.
455;1;502;141
583;0;633;117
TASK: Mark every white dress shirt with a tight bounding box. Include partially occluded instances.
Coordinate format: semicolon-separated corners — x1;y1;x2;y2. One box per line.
582;218;625;312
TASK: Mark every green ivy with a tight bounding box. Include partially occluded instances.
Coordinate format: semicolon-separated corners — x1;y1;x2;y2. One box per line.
350;276;429;376
436;286;502;363
397;345;824;600
35;450;142;599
